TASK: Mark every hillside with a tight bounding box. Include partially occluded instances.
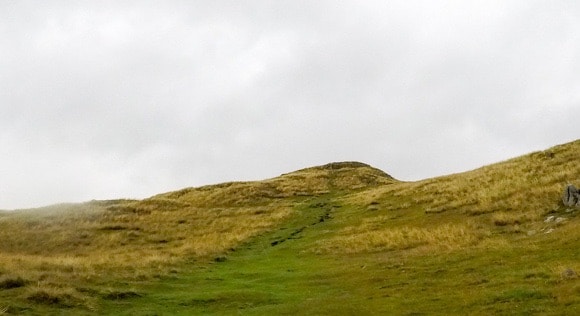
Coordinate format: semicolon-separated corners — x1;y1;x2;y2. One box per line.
0;140;578;315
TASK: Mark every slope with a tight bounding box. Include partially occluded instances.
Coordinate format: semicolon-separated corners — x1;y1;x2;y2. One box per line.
99;139;580;315
0;140;578;315
0;161;394;314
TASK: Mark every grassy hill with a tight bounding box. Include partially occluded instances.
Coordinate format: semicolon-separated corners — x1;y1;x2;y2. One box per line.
0;140;578;315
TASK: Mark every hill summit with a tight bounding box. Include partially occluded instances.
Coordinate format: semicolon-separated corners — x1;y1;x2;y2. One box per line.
151;161;396;208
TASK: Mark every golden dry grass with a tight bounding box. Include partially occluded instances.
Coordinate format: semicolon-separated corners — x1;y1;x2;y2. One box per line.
0;161;394;309
314;221;484;254
0;202;294;275
0;140;577;312
155;161;395;207
0;202;296;310
399;140;578;215
315;140;580;255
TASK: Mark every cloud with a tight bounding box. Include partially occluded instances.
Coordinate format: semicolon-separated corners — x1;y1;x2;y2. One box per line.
0;1;578;209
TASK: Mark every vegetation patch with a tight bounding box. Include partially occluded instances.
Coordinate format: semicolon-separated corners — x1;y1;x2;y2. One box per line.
491;211;535;226
314;221;485;254
0;140;577;314
0;275;27;289
99;225;129;231
180;291;279;310
25;286;90;308
101;289;142;300
490;288;551;303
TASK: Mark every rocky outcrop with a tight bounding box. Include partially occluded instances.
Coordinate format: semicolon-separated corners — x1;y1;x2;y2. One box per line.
562;184;580;207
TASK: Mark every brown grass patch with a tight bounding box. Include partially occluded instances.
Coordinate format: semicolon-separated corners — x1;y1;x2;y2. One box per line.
25;285;93;309
0;198;296;302
491;211;539;226
346;141;579;221
328;140;579;254
0;160;397;309
314;221;485;254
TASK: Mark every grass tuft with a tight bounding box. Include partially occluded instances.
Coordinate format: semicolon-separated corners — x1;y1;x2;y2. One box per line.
0;275;28;289
101;289;142;300
491;288;551;303
314;223;485;254
491;211;536;226
25;286;90;308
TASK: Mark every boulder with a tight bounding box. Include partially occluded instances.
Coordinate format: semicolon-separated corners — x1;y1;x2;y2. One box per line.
562;184;580;207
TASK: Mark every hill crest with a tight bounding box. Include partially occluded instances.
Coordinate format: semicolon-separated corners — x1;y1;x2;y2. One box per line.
150;161;396;207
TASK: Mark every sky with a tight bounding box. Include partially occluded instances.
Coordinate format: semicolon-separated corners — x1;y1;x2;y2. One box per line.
1;1;579;210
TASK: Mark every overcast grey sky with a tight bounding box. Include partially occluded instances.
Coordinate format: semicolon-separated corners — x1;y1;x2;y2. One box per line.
1;1;579;209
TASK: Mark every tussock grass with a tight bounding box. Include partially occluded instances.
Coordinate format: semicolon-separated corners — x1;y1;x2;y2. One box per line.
0;197;296;311
331;140;580;255
0;161;392;312
155;162;395;207
0;202;296;280
315;221;484;254
24;284;95;309
491;211;537;226
401;141;579;216
0;141;577;314
0;275;27;289
101;289;142;300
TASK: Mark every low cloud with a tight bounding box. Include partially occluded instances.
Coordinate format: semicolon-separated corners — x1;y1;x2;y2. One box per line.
0;1;578;209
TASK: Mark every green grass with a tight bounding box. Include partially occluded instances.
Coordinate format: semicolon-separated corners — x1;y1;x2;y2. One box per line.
95;194;578;315
0;141;578;315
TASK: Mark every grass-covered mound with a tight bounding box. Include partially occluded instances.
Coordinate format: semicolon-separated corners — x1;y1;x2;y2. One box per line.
0;140;578;314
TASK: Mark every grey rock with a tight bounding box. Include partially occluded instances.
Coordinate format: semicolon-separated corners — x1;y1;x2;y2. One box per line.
555;217;566;223
562;184;580;207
